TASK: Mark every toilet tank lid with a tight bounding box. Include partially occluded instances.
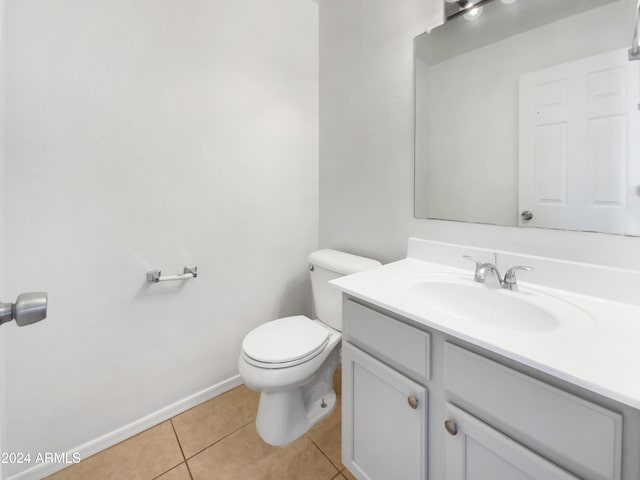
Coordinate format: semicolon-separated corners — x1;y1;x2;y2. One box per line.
308;249;381;275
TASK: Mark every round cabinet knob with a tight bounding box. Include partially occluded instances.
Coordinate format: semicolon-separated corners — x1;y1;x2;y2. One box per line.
444;419;458;436
407;396;419;409
520;210;534;221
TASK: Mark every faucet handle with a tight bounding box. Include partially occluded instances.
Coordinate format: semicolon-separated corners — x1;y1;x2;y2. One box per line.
462;255;482;269
462;255;484;278
503;266;533;289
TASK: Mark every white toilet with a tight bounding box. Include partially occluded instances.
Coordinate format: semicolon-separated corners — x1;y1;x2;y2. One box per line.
238;249;381;446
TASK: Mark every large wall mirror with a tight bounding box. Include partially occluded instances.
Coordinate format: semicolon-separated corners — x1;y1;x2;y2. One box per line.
415;0;640;235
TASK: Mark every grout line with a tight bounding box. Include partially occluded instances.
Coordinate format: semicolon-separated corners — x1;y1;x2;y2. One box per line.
150;463;189;480
169;417;193;480
184;460;195;480
330;469;345;480
184;419;254;461
168;385;251;477
170;419;188;462
308;436;342;474
146;421;189;480
168;420;195;480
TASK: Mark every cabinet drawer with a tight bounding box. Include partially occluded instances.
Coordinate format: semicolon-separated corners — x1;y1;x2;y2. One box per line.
343;299;431;382
445;403;578;480
444;343;622;480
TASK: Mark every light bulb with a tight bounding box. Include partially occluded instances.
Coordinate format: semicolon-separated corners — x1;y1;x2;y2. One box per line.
464;6;483;20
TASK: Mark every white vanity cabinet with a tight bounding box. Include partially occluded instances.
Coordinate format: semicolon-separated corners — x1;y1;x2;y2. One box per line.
341;299;430;480
341;297;636;480
342;343;427;480
444;342;622;480
444;403;578;480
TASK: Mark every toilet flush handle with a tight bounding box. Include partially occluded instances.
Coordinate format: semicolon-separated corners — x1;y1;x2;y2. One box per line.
307;264;314;271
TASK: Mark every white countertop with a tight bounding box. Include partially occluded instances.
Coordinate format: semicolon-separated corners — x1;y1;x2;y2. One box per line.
331;257;640;409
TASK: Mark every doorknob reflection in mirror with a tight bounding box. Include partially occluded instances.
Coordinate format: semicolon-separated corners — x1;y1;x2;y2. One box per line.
0;292;48;327
521;211;534;221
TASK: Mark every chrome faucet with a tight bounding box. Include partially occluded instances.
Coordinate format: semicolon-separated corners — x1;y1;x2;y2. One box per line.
502;266;533;291
463;254;502;286
463;254;532;290
477;263;503;285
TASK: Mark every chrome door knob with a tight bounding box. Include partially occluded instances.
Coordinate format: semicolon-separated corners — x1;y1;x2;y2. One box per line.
521;211;534;221
15;292;48;327
0;292;48;327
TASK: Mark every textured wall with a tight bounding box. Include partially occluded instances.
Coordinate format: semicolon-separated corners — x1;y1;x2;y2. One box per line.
3;1;318;477
0;0;7;477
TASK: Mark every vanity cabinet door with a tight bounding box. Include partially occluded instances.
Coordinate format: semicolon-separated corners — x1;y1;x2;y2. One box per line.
342;342;427;480
444;403;578;480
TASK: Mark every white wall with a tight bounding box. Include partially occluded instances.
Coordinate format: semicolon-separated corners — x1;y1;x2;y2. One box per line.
319;0;640;269
3;1;318;478
0;0;7;477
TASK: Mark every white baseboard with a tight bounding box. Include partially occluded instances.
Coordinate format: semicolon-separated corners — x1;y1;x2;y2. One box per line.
9;375;243;480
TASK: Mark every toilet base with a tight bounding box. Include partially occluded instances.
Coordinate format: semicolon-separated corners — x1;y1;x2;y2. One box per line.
255;347;340;446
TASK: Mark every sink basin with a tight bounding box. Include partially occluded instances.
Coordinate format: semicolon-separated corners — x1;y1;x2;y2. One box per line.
403;274;593;332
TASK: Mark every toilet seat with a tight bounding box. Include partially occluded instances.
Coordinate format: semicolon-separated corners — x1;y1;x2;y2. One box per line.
242;316;331;369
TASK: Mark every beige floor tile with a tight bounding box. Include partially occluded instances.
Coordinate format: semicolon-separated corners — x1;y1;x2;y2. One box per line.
307;399;342;470
172;385;259;458
340;468;357;480
156;463;191;480
331;474;347;480
46;421;184;480
188;423;338;480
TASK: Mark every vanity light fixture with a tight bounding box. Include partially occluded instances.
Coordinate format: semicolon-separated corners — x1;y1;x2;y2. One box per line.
445;0;489;21
464;6;483;21
445;0;473;9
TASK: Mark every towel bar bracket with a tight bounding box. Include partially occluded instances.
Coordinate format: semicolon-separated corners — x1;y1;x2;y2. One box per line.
146;265;198;283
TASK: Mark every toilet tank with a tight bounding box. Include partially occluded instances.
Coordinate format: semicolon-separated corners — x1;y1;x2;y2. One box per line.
307;249;381;331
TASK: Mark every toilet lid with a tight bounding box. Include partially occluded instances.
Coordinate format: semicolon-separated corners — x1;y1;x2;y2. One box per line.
242;316;330;365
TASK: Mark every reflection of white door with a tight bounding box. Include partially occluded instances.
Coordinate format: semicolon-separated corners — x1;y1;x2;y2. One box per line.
519;48;640;235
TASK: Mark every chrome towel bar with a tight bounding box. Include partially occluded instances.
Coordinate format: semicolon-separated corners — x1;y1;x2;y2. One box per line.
146;265;198;283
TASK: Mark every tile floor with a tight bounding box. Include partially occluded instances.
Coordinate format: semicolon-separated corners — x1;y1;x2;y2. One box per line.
47;370;354;480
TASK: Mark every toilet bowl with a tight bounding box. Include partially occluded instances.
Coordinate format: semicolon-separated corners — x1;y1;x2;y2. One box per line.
239;316;342;446
238;249;381;446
